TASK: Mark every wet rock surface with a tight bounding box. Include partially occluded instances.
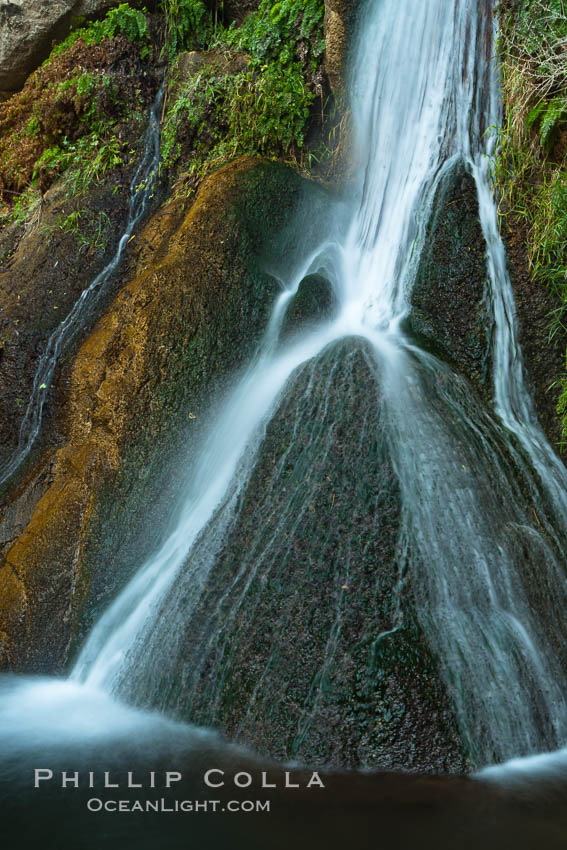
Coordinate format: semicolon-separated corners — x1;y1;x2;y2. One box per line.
406;164;493;401
280;273;337;338
0;29;160;484
162;337;468;773
0;158;309;673
405;159;566;460
324;0;359;98
0;178;133;478
503;214;567;455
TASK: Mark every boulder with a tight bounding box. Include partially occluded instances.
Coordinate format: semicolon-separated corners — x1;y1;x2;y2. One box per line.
405;163;493;401
153;336;468;772
0;0;120;92
0;157;309;673
280;273;337;339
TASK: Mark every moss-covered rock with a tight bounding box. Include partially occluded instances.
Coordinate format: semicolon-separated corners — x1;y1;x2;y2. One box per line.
280;273;337;338
0;1;122;93
0;31;155;204
324;0;359;98
140;336;468;773
405;164;493;401
0;156;311;672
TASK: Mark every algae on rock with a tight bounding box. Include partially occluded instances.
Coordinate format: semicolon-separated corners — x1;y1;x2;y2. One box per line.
0;157;312;673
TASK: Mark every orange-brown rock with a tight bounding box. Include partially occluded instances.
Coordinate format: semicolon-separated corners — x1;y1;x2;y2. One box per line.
0;156;308;672
324;0;359;99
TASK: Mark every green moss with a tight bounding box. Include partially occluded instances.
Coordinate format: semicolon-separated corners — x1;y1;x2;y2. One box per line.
46;3;151;63
162;61;313;175
161;0;326;193
0;29;149;220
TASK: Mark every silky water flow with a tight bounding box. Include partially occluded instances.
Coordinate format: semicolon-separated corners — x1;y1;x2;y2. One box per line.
2;0;567;787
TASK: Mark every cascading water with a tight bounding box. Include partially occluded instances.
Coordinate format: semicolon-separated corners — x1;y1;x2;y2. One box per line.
0;86;164;489
2;0;567;784
69;0;567;769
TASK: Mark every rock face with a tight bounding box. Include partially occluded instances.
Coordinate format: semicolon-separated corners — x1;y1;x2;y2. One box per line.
0;0;120;93
280;273;337;339
0;157;309;672
0;180;132;475
137;337;468;772
404;159;567;457
504;215;567;452
324;0;359;98
406;164;493;401
0;36;159;476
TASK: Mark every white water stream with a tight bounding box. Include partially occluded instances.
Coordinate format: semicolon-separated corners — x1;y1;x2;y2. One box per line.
0;87;163;488
2;0;567;776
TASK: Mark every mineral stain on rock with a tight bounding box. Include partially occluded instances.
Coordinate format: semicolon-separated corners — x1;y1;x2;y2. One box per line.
0;157;310;673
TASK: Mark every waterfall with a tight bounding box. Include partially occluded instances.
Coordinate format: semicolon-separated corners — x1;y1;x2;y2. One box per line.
68;0;567;769
0;0;565;777
0;87;164;489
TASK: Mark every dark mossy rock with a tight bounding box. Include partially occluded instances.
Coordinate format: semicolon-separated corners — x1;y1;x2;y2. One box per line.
220;0;261;24
502;211;567;453
133;336;468;773
405;163;493;401
280;273;337;339
0;177;134;481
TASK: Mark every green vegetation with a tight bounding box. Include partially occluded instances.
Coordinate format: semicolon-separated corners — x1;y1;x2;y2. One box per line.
225;0;325;63
497;0;567;443
160;0;326;193
31;132;124;195
2;185;42;228
162;0;213;58
49;208;112;252
1;0;330;244
24;70;127;195
0;4;152;227
47;3;151;62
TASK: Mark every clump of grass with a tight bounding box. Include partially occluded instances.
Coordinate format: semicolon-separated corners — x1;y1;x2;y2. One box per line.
47;208;113;252
162;0;213;59
500;0;567;147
